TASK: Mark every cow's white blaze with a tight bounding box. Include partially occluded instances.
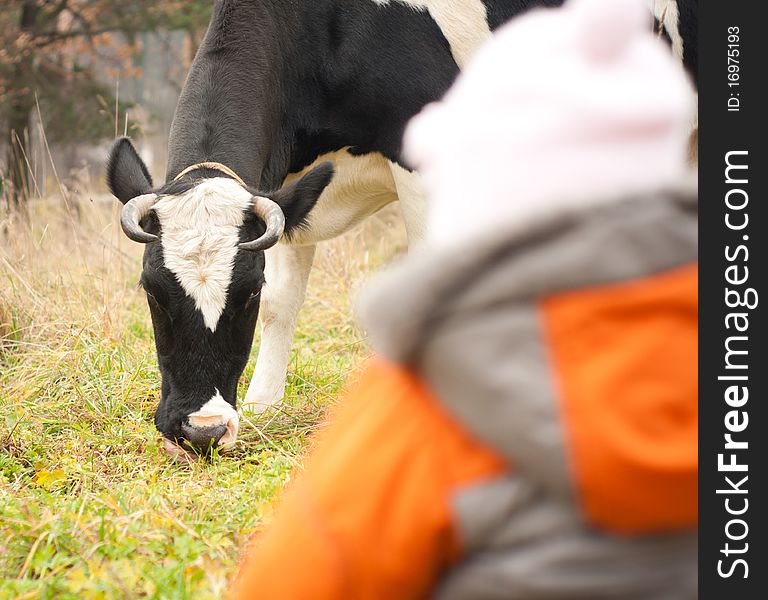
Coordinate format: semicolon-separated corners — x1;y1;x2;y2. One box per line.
187;388;240;449
371;0;491;67
153;178;253;331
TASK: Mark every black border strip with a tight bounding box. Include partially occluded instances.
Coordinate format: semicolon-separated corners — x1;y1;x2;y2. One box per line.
700;0;768;596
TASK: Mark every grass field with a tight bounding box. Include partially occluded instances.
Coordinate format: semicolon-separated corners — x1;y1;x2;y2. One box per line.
0;196;406;599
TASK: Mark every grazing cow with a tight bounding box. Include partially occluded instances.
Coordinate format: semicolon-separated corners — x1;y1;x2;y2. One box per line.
106;0;696;459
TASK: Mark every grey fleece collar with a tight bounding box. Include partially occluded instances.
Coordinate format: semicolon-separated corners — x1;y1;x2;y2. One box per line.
359;190;697;366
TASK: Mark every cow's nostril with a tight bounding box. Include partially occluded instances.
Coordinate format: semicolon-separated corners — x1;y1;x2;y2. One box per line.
181;423;228;453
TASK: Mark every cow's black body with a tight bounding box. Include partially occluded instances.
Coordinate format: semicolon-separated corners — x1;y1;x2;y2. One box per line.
167;0;570;193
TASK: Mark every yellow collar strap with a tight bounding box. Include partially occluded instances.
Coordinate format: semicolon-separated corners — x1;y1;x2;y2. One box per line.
173;162;247;187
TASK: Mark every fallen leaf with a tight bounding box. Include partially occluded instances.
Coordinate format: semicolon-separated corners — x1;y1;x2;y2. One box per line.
32;468;67;488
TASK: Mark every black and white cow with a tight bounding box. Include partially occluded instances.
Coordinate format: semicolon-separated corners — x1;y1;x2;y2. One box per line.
106;0;697;459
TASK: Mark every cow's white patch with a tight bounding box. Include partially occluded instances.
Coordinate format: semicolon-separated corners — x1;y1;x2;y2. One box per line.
648;0;683;61
153;178;252;331
372;0;491;67
648;0;696;163
187;389;240;450
282;149;398;245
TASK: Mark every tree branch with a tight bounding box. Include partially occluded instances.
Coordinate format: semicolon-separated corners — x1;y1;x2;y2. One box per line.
31;28;121;47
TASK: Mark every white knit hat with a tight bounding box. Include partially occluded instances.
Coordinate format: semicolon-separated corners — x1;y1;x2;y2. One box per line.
404;0;695;248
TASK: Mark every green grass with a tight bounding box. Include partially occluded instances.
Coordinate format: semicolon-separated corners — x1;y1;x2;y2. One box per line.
0;200;406;598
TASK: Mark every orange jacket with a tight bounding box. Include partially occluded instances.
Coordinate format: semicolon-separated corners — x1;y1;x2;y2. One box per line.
231;191;698;600
232;360;506;599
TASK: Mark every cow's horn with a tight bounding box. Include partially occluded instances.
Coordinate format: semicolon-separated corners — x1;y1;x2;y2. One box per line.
239;196;286;251
120;193;159;243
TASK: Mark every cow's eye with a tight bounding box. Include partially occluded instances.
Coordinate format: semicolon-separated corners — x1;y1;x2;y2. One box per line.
246;290;261;308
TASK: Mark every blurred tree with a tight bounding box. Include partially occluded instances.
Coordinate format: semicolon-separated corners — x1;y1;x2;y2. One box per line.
0;0;212;209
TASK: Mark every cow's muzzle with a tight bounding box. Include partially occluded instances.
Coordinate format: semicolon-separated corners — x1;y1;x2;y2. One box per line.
162;397;239;462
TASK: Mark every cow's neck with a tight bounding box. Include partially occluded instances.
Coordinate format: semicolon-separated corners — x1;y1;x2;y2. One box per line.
165;0;297;190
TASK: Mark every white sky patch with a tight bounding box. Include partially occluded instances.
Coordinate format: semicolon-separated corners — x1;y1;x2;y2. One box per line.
187;388;240;449
153;178;252;331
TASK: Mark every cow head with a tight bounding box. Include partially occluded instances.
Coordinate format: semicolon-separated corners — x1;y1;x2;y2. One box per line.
106;138;333;459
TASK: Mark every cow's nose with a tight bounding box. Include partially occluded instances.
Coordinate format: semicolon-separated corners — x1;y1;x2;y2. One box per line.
181;422;228;453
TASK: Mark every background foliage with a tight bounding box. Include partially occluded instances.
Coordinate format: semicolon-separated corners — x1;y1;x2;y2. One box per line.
0;0;212;206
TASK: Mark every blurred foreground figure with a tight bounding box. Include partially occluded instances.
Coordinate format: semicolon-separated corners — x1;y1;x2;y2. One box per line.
231;0;697;597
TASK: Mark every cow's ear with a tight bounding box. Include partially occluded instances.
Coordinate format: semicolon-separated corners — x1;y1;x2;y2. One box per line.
106;137;154;204
270;161;334;234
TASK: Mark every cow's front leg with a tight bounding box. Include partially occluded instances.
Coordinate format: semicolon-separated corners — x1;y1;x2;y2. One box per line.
389;162;428;246
243;243;316;413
